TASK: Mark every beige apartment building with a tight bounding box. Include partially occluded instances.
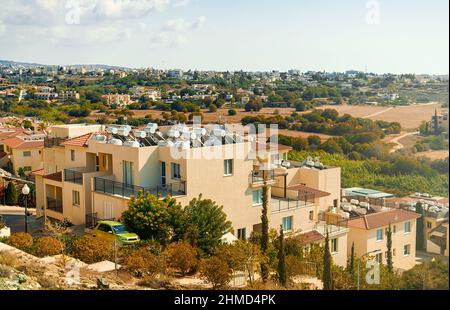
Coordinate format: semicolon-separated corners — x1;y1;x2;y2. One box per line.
34;123;347;265
0;133;44;175
347;209;421;271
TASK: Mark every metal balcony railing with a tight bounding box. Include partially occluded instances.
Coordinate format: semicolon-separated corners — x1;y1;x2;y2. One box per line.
44;137;66;148
46;197;63;213
64;169;83;184
93;177;186;199
251;170;274;184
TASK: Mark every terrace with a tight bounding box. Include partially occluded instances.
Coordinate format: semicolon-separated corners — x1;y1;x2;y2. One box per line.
93;177;186;199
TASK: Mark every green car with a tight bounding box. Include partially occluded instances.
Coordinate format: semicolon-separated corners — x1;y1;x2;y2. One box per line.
93;221;140;245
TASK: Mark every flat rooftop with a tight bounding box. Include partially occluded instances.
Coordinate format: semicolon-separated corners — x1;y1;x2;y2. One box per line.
343;187;394;199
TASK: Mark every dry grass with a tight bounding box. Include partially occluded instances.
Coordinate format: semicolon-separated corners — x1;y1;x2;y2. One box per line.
415;150;449;160
0;251;17;267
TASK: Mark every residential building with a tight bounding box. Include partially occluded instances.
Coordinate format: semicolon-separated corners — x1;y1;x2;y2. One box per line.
35;123;345;259
103;94;132;107
429;110;449;133
346;209;421;271
0;134;45;175
59;91;80;101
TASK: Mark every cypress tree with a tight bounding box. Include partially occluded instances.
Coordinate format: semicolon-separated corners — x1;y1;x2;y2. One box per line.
322;230;333;290
5;182;18;206
415;202;425;251
348;242;355;275
386;224;393;273
277;225;287;287
260;183;270;282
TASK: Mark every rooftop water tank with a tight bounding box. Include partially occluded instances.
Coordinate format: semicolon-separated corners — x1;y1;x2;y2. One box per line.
123;140;140;148
108;138;123;146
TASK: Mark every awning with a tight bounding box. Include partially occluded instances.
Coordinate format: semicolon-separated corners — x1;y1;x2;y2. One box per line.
287;184;331;199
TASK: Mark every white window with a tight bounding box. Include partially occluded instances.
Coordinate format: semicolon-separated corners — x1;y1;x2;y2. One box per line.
252;189;263;206
331;238;338;253
72;190;80;206
426;221;432;229
404;221;411;233
403;244;411;256
23;151;31;157
70;150;75;161
171;163;181;179
309;210;314;221
376;228;383;241
223;159;233;176
282;216;293;232
237;228;246;240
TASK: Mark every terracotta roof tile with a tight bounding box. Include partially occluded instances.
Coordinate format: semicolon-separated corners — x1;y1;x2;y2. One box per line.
61;133;95;147
1;137;44;149
32;169;45;176
299;230;325;244
347;209;421;230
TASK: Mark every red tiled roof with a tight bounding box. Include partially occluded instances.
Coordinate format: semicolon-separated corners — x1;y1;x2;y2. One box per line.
347;209;421;230
0;128;29;140
32;169;45;177
1;137;44;149
61;133;94;147
287;184;331;199
299;230;325;244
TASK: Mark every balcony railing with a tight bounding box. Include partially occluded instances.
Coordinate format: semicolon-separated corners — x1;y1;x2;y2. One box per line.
64;169;83;184
251;170;274;184
46;197;63;213
93;177;186;199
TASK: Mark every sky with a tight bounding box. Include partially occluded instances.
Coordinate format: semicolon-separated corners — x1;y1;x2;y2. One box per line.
0;0;448;74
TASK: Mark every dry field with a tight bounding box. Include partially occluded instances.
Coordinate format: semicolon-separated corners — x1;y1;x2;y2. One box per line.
415;150;449;160
316;102;447;130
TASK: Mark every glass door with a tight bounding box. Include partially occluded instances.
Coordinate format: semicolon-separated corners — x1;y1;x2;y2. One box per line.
161;161;166;187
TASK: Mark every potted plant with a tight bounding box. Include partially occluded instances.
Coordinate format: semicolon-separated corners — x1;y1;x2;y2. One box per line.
0;215;11;238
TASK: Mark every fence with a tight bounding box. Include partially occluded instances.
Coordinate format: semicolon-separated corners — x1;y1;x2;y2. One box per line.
64;169;83;185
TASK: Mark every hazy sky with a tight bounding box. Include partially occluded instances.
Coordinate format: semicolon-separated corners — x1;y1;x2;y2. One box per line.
0;0;448;74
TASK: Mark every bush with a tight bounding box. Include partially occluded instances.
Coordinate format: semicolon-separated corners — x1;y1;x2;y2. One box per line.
124;248;159;277
165;242;198;276
228;109;237;116
37;275;59;289
200;256;232;289
0;251;17;267
71;235;112;264
35;236;64;257
209;104;218;112
0;215;6;230
0;264;12;278
8;232;33;251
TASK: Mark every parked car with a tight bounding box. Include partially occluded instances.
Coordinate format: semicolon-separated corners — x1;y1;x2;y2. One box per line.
93;221;140;245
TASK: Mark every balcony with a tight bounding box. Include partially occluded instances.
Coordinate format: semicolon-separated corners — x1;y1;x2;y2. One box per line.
94;177;186;199
46;197;63;213
64;169;83;185
251;170;276;187
271;186;316;213
44;137;67;148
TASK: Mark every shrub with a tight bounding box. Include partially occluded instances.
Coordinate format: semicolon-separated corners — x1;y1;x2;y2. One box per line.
228;109;237;116
0;251;17;267
71;235;113;264
0;264;13;278
37;275;59;289
209;104;218;112
124;248;159;277
0;215;6;230
200;256;232;289
35;236;64;257
8;232;33;251
165;242;198;276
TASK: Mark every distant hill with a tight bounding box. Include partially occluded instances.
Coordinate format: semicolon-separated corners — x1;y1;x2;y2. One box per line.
0;59;131;71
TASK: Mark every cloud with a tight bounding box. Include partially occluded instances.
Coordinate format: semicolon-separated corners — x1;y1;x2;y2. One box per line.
173;0;190;8
162;16;206;32
152;16;205;48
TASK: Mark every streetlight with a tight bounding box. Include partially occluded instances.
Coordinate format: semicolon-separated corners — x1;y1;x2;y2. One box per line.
357;249;381;290
22;184;30;233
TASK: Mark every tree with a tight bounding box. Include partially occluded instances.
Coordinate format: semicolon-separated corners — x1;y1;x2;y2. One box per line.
386;224;393;273
277;225;287;287
348;242;355;276
121;192;184;244
322;231;333;290
184;195;232;255
401;259;449;290
228;109;237;116
5;182;18;206
260;181;270;282
415;202;425;251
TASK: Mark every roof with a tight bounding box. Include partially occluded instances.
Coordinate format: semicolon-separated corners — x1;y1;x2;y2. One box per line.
255;142;292;153
60;132;95;147
32;169;45;177
347;209;421;230
0;128;29;140
299;230;325;244
287;184;331;199
344;187;394;199
1;137;44;149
